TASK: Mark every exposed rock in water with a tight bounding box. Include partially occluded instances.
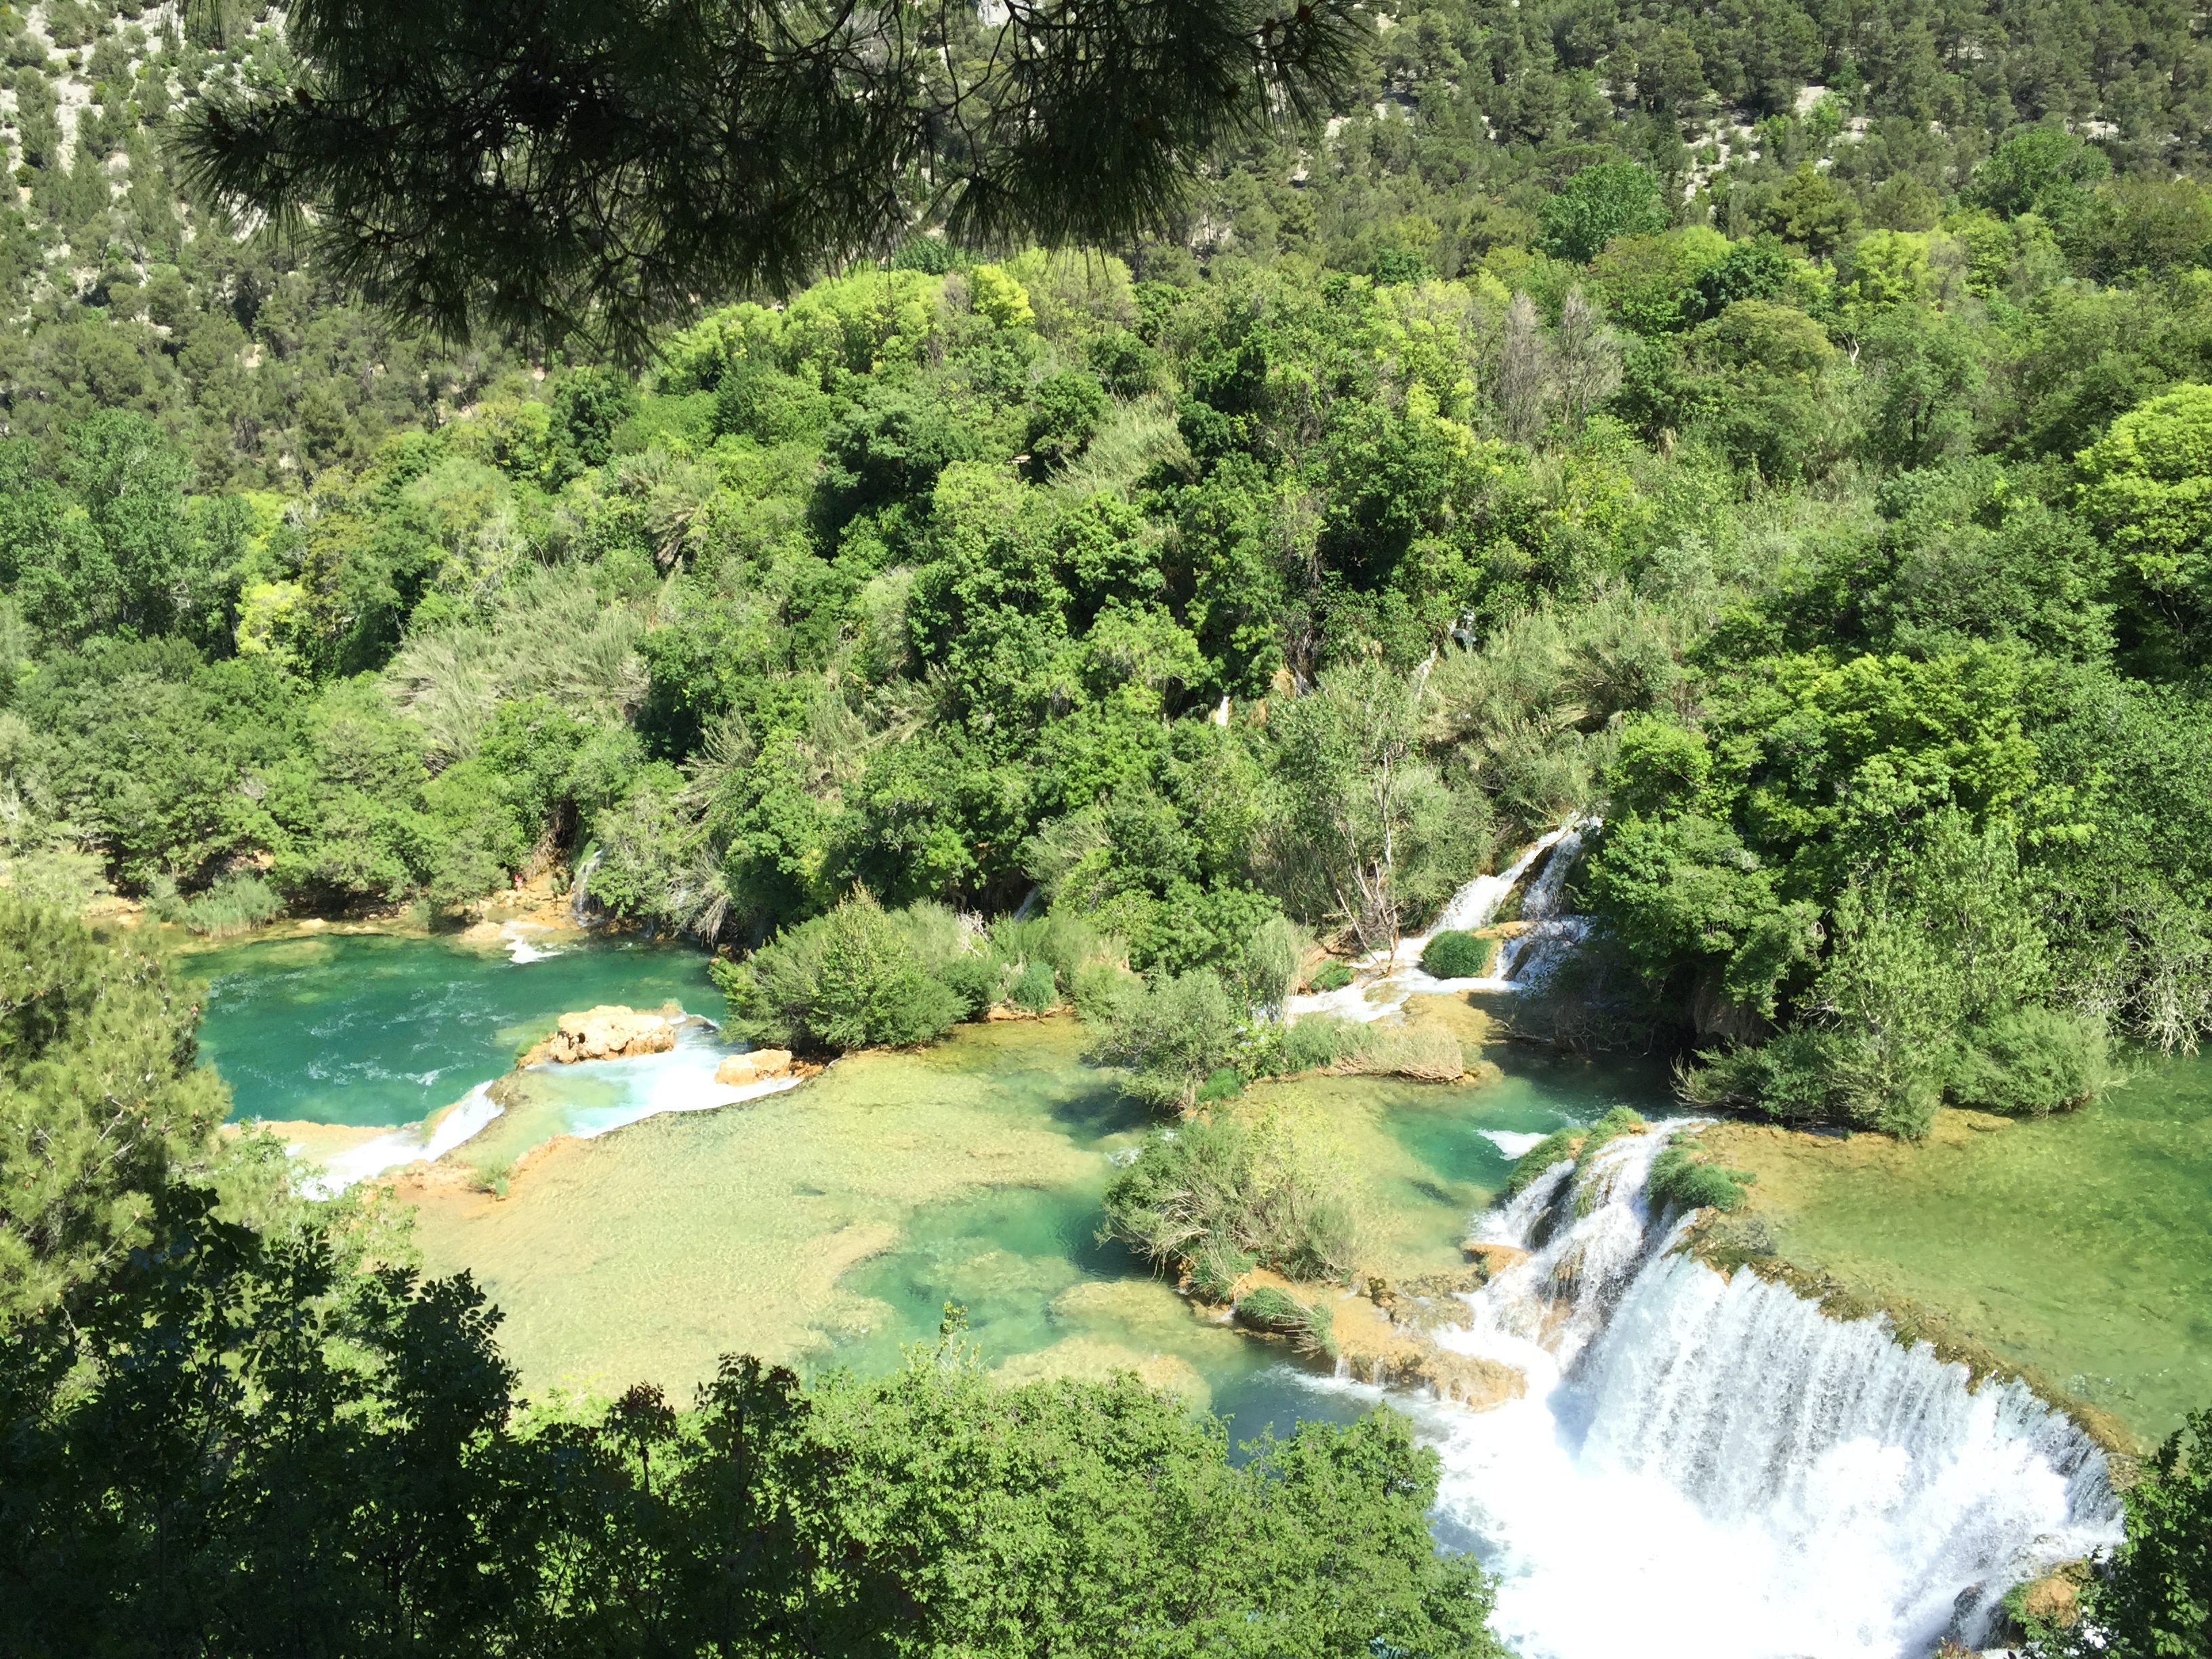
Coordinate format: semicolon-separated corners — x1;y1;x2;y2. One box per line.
523;1004;684;1065
1330;1285;1528;1410
714;1048;794;1086
1462;1242;1532;1276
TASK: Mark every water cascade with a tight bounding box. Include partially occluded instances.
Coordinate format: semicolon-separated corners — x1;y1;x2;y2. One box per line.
1361;1130;2122;1659
1481;822;1592;990
1285;822;1596;1021
571;847;604;924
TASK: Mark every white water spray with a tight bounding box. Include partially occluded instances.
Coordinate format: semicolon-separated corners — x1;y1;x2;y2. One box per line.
571;848;604;924
1354;1130;2123;1659
1284;823;1597;1021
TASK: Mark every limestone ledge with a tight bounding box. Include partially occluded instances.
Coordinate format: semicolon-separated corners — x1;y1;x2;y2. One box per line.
1208;1262;1527;1414
1681;1117;2146;1466
520;1003;687;1066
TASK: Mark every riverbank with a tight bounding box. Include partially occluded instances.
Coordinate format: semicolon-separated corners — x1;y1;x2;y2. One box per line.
1687;1061;2212;1448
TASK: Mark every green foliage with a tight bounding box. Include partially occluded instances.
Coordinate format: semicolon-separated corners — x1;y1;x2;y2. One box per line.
1504;1128;1581;1196
714;890;977;1052
2078;382;2212;672
11;0;2212;1095
0;897;230;1319
1085;968;1245;1112
0;1198;1505;1659
1647;1135;1757;1213
1008;957;1060;1012
2055;1410;2212;1659
1309;960;1354;993
1235;1284;1338;1356
1420;930;1494;979
1540;163;1668;264
1101;1110;1359;1287
1681;813;2117;1136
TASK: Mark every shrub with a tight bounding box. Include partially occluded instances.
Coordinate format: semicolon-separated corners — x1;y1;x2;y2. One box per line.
1307;960;1354;992
1085;968;1243;1111
1234;1284;1306;1330
1420;930;1493;979
1335;1023;1467;1082
2041;1408;2212;1659
146;873;283;935
1504;1128;1582;1197
1008;958;1059;1012
1952;1006;2121;1115
1235;1286;1338;1357
1647;1136;1757;1213
1251;1014;1354;1077
714;891;974;1052
1101;1111;1358;1287
184;874;284;937
1194;1065;1244;1103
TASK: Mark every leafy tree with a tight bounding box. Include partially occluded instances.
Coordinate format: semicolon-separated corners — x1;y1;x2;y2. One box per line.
182;0;1369;351
2057;1410;2212;1659
1;1193;1505;1657
715;890;979;1052
1967;125;2111;222
1538;162;1668;264
0;897;230;1319
2077;381;2212;672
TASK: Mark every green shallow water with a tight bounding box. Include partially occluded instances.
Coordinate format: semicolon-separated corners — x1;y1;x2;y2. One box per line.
1732;1055;2212;1443
184;933;2212;1447
191;931;713;1126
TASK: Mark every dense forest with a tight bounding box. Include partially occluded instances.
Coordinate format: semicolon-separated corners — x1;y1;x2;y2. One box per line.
4;0;2212;1651
7;0;2212;1140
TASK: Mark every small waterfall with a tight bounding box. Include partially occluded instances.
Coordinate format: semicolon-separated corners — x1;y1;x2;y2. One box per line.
571;847;603;924
1390;1130;2123;1659
1488;823;1593;989
1432;827;1570;933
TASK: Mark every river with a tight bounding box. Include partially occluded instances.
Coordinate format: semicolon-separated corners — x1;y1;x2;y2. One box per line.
184;922;2209;1659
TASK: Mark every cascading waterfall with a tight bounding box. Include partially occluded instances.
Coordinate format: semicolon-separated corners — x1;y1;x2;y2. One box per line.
1330;1129;2120;1659
1286;823;1598;1021
1484;823;1593;989
571;847;604;924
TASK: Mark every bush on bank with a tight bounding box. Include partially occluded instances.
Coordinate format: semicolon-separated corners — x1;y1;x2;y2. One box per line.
713;892;1120;1052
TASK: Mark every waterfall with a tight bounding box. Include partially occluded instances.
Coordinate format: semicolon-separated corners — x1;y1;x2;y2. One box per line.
571;847;603;924
1431;827;1570;933
1486;822;1593;989
1284;823;1597;1020
1361;1129;2120;1659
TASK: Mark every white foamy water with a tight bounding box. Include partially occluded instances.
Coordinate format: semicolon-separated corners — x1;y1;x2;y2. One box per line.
1312;1128;2120;1659
1477;1129;1553;1158
1284;823;1597;1023
546;1025;802;1140
297;1082;508;1197
294;1025;799;1193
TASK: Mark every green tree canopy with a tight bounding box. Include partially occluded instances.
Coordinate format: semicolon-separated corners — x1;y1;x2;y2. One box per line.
0;897;230;1319
182;0;1368;352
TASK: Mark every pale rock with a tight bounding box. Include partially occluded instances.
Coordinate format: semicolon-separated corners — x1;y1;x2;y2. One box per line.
714;1048;794;1086
523;1004;681;1066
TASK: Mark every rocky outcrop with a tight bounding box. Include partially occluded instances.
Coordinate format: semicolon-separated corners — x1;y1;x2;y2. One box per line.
1462;1242;1531;1276
714;1048;794;1086
1330;1288;1526;1410
521;1004;682;1066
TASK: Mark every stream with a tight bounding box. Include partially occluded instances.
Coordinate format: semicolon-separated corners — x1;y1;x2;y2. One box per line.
185;912;2209;1659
